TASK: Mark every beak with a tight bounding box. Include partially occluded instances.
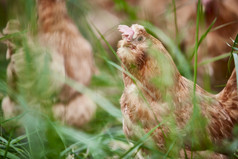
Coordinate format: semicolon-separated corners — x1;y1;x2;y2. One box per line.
121;40;136;50
121;40;130;47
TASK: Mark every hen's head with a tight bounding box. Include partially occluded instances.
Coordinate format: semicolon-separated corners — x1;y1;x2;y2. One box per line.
117;24;179;89
117;24;150;68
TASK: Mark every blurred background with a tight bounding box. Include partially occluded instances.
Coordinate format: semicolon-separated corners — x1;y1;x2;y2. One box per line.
0;0;238;158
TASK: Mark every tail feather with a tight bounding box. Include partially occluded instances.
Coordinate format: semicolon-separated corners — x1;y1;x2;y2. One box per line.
217;69;238;123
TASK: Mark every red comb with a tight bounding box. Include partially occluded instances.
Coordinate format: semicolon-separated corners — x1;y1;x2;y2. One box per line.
118;25;134;41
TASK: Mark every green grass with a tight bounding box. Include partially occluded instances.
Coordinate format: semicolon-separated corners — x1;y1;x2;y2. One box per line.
0;0;238;158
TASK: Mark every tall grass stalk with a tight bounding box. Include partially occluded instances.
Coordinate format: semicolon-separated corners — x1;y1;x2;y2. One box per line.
193;0;201;95
191;0;201;157
228;34;238;73
189;18;217;60
233;53;238;92
172;0;179;45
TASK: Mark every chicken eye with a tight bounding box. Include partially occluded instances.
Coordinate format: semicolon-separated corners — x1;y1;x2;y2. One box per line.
137;36;144;42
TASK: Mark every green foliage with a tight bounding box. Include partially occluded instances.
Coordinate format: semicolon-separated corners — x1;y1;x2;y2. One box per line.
0;0;238;159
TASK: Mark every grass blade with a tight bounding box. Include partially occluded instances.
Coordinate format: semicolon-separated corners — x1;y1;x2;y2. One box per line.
228;34;238;73
0;31;26;41
0;136;8;144
172;0;179;45
232;53;238;92
3;131;13;159
190;18;217;60
198;52;231;66
120;123;163;159
0;149;20;159
10;135;27;145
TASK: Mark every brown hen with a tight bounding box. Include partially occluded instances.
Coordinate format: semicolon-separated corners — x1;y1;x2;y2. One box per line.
37;0;96;127
2;0;96;127
117;24;238;157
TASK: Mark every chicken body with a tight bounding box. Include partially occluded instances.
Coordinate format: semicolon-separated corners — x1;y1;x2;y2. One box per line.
37;0;95;101
202;0;238;90
117;24;238;156
37;0;96;127
2;0;96;127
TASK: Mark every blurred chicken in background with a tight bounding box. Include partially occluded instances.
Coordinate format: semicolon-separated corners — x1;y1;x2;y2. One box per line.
199;0;238;91
38;0;96;127
2;0;96;128
182;0;238;91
